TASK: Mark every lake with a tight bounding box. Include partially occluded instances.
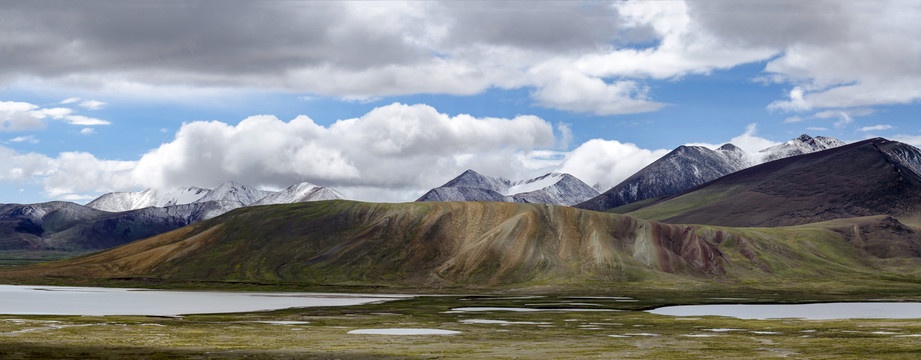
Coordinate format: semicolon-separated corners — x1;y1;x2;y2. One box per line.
648;302;921;320
0;285;411;316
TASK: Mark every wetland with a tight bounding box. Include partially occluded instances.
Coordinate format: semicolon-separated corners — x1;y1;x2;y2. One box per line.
3;287;921;359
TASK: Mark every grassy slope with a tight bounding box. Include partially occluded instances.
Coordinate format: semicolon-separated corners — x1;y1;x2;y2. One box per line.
2;200;920;292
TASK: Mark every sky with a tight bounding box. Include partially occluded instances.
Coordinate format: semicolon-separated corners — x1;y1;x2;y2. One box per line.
0;0;919;204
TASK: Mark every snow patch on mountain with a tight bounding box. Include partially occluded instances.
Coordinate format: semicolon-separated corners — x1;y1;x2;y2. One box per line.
417;170;599;206
758;134;846;163
253;182;345;205
505;173;566;196
196;181;272;207
87;180;347;220
86;187;210;212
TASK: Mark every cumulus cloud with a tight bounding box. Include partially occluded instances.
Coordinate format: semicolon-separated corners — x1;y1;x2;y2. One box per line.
128;103;558;201
0;101;45;131
0;104;807;202
79;128;96;135
531;70;666;115
558;139;669;190
756;1;921;111
13;0;914;116
0;144;137;199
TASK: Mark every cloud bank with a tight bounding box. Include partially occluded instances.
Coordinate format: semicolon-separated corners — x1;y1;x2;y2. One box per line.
1;1;915;116
0;103;790;202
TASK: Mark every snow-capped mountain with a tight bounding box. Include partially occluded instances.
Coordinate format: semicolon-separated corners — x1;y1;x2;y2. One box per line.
577;134;845;211
86;187;210;213
416;170;599;206
758;134;846;162
195;181;273;210
253;182;345;205
87;180;345;218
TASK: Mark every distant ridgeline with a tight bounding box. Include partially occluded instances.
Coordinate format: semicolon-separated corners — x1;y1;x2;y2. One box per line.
0;181;343;254
416;170;600;206
577;134;846;211
6;135;921;293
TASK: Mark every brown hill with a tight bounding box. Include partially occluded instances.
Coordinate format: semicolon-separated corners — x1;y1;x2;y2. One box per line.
3;200;921;290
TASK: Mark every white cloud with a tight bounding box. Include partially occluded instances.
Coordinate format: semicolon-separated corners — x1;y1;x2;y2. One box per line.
688;123;780;153
0;100;87;131
56;193;96;201
79;128;96;135
0;104;813;202
78;100;106;110
530;70;666;115
783;116;804;123
1;1;914;118
60;97;80;104
769;87;810;112
800;108;874;129
758;1;921;111
0;0;875;117
64;115;110;126
806;127;829;131
36;107;73;119
834;113;853;128
893;134;921;147
0;101;45;131
130;103;559;201
558;139;669;190
860;124;894;132
9;135;38;144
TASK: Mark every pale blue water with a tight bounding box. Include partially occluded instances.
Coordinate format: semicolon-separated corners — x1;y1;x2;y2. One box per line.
649;302;921;320
0;285;410;316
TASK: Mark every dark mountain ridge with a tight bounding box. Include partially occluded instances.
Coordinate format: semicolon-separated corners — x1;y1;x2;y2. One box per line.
578;134;845;212
627;138;921;227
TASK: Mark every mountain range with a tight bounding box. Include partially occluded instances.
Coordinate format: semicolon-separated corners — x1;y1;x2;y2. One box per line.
0;181;343;253
4;199;919;289
625;137;921;227
4;136;921;291
416;170;600;206
577;134;846;211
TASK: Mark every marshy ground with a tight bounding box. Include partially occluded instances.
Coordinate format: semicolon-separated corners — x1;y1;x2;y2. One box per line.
2;292;921;359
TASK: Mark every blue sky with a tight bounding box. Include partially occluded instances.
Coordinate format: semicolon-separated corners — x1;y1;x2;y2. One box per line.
0;1;919;204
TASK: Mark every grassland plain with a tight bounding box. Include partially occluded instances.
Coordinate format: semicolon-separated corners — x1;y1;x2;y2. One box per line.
3;293;921;359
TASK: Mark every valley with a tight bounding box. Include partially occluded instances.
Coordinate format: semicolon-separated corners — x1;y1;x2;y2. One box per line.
3;136;921;359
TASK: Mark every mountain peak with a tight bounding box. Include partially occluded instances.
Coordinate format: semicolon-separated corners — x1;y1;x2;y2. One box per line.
718;143;742;152
419;171;597;206
758;134;845;162
196;181;272;206
252;181;345;206
628;138;921;227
